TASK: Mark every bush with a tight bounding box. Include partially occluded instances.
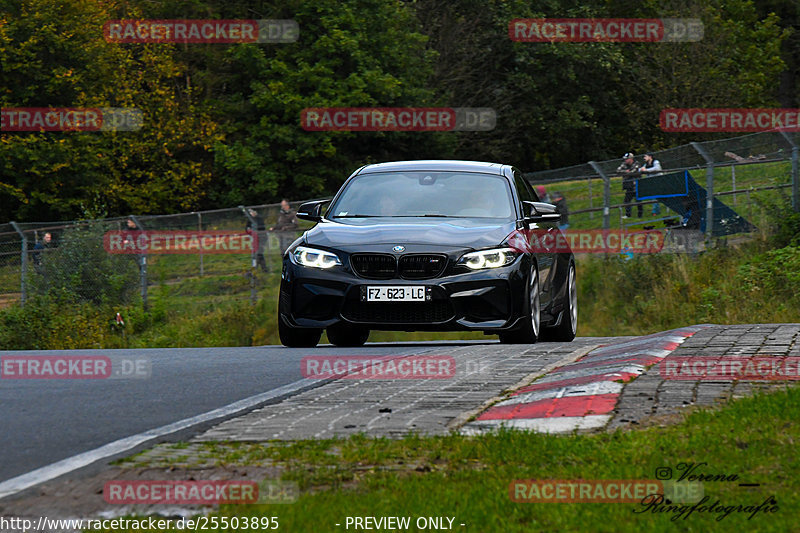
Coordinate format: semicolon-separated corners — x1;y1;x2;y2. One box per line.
29;222;139;305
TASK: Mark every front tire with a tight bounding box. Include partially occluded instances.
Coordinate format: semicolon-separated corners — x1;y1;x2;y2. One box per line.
327;324;370;347
499;263;540;344
540;261;577;342
278;316;322;348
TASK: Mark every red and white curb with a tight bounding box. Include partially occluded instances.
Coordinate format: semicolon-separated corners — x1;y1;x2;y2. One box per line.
461;326;711;435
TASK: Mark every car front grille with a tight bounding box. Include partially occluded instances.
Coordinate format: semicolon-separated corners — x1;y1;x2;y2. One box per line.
351;253;447;280
398;254;447;279
350;254;396;279
341;300;454;323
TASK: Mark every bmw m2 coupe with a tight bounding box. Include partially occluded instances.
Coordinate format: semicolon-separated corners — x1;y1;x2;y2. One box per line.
278;160;577;347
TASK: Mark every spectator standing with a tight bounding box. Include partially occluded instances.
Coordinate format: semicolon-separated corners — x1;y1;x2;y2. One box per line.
639;153;664;215
32;232;52;274
122;217;145;270
245;208;268;272
549;191;570;230
639;153;663;175
535;185;550;203
534;186;568;230
616;152;642;218
271;199;299;254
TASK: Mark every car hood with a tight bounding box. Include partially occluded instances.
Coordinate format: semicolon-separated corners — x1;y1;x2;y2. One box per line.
305;218;516;250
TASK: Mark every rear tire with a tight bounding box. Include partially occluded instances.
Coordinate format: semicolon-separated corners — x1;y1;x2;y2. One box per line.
539;261;577;342
499;264;540;344
327;324;370;347
278;316;322;348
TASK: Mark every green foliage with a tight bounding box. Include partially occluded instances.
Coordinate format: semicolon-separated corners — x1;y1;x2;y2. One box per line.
0;296;52;349
1;0;791;222
578;235;800;337
0;0;221;221
29;222;139;305
209;0;444;205
0;296;114;349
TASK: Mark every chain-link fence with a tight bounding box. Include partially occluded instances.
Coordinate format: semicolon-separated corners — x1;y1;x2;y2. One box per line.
0;200;323;310
2;130;799;311
525;130;800;235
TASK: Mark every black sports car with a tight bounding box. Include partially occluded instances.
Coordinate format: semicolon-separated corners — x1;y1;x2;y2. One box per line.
278;160;577;347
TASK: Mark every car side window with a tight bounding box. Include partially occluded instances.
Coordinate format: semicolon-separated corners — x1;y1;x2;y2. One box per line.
513;169;535;205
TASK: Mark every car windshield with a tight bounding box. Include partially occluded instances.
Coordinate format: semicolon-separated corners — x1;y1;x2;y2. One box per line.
329;171;515;219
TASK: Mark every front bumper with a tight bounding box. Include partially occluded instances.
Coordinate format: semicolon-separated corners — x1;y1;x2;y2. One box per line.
279;255;530;332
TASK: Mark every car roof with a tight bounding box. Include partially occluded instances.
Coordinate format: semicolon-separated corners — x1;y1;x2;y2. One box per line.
357;160;508;175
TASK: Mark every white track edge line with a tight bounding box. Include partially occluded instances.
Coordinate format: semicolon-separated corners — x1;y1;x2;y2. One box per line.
0;377;317;501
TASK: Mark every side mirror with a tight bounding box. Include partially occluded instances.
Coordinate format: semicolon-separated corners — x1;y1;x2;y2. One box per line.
296;200;329;222
523;201;561;223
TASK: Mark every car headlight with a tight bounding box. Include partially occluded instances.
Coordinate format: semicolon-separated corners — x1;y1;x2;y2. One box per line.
457;247;518;270
291;246;341;269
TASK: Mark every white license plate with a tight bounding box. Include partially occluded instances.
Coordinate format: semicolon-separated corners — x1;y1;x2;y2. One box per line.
366;286;426;302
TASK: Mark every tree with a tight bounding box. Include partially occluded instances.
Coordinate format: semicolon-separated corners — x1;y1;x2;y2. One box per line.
205;0;444;205
0;0;221;221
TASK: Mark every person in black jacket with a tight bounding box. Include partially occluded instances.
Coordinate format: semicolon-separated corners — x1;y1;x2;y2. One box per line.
549;191;570;229
535;187;569;229
31;232;52;274
616;152;642;218
271;199;299;254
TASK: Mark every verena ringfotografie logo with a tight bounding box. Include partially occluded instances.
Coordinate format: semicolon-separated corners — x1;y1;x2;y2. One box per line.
103;19;298;43
660;357;800;381
1;107;143;132
507;229;665;254
0;355;150;379
104;230;254;254
660;108;800;132
300;108;496;131
103;480;297;504
301;356;456;379
510;479;703;504
509;18;703;43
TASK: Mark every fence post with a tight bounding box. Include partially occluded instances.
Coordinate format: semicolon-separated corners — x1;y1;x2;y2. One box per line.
589;161;610;229
129;215;148;310
779;131;799;212
10;222;26;306
240;206;257;306
794;145;799;213
195;211;204;276
691;142;715;242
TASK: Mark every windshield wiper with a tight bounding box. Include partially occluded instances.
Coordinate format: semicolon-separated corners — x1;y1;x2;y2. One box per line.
333;214;379;218
390;214;454;218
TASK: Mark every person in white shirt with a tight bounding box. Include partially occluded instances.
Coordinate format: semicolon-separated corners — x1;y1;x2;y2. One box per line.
640;153;662;174
639;153;663;214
